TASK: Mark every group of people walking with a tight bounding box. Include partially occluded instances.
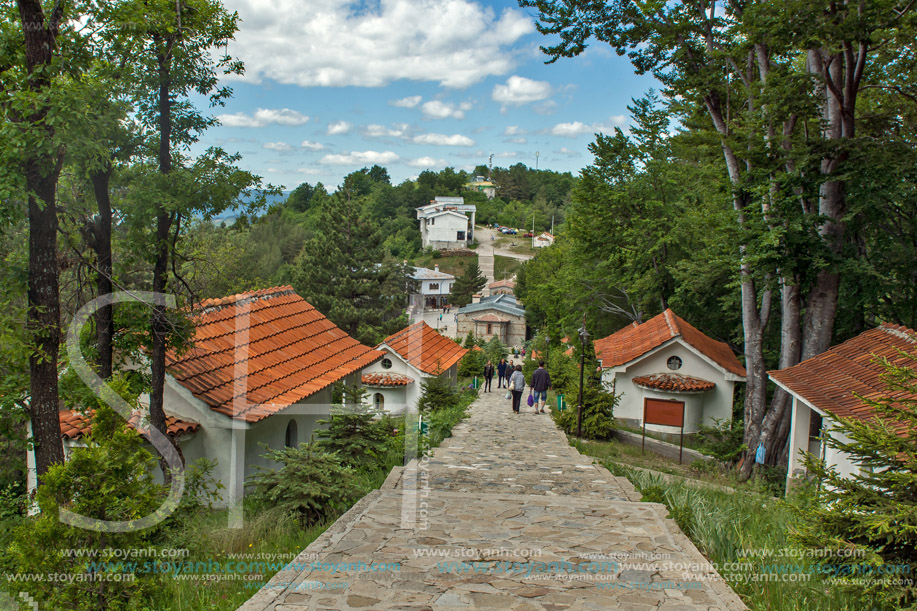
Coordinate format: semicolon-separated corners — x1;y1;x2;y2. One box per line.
482;359;552;415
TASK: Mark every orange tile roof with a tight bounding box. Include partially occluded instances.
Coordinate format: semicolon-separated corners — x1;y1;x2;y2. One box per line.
166;287;383;423
59;410;199;440
379;321;468;375
594;309;746;377
769;324;916;433
362;373;414;387
633;373;716;393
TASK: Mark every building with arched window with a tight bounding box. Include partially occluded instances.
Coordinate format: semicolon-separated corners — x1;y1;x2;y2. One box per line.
360;322;468;415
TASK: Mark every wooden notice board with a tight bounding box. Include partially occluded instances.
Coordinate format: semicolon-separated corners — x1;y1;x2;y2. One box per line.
644;398;685;427
642;398;686;463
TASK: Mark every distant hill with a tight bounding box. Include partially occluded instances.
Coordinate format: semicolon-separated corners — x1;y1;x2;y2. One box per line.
211;190;290;223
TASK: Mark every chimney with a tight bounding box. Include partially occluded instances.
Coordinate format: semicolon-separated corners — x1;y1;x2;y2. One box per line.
434;264;440;273
472;294;481;304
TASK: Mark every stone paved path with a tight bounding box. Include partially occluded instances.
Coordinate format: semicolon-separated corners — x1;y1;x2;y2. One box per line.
240;391;747;610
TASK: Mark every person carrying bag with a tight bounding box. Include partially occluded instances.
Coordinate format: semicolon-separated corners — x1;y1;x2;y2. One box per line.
509;364;526;414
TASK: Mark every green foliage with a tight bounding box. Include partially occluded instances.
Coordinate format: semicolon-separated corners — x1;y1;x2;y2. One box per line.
247;442;361;527
416;376;461;414
792;348;917;608
551;342;617;440
695;418;747;466
292;193;409;345
450;261;487;307
315;412;393;472
483;336;508;363
6;406;166;609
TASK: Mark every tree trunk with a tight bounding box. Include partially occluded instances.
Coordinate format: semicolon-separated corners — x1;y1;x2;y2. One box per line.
149;47;182;479
18;0;66;477
91;164;115;380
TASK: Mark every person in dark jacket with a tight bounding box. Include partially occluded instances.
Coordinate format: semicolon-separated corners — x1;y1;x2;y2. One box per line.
530;361;551;413
496;359;507;388
483;360;495;392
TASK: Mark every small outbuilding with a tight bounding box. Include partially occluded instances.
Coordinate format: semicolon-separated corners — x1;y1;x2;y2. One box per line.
456;294;527;349
533;232;554;248
768;323;916;495
360;321;468;414
594;309;746;434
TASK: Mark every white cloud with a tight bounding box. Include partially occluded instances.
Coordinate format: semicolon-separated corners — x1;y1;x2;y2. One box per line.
421;100;472;119
555;147;580;157
492;75;552;105
412;133;475;146
327;121;352;135
319;150;400;165
300;140;325;151
551;115;629;137
391;96;422;108
263;141;294;152
297;167;325;175
550;121;594;137
504;125;527;136
506;137;527;144
406;156;447;168
226;0;534;88
364;123;410;138
217;108;309;127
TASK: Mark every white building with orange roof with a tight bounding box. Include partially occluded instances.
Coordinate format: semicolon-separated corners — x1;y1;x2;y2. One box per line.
594;309;746;434
28;286;384;506
360;321;468;414
769;323;916;494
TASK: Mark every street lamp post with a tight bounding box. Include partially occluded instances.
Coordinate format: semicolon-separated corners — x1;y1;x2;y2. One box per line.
576;316;589;438
544;333;550;369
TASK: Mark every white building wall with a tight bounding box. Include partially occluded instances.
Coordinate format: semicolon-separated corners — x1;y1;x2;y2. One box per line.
422;214;470;249
601;340;737;434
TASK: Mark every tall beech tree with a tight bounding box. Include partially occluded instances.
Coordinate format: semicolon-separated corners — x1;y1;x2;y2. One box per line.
521;0;917;476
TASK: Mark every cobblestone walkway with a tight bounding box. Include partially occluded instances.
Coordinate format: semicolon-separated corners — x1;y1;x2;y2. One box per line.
240;391;747;610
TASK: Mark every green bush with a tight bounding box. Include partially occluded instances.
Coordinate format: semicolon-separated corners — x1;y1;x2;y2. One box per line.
247;442;361;527
7;406;166;610
417;376;461;414
551;343;617;439
315;412;393;471
695;418;747;465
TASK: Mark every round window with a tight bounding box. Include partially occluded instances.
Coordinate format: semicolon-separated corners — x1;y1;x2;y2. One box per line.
381;358;393;370
667;356;683;371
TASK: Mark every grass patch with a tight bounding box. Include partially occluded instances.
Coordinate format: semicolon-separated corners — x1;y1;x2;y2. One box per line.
411;254;477;278
493;236;537;257
494;255;523;281
609;464;882;611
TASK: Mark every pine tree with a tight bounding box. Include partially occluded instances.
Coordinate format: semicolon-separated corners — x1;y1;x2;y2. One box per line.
293;194;409;345
451;261;487;307
793;345;917;608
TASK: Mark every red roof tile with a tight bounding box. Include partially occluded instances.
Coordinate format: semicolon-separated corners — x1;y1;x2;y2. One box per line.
594;309;746;377
633;373;716;393
59;409;199;440
166;287;383;423
362;373;414;387
769;324;916;433
378;321;468;375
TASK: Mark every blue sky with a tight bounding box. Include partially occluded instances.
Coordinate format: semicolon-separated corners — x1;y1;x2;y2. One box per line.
194;0;659;192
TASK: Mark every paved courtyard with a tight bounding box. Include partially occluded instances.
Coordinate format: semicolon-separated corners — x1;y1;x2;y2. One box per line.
240;391;747;610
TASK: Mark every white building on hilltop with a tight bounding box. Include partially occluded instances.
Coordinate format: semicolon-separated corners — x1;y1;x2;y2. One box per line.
417;196;477;250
